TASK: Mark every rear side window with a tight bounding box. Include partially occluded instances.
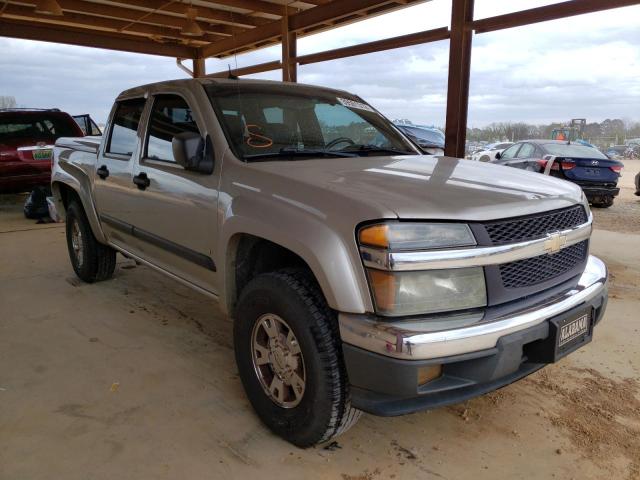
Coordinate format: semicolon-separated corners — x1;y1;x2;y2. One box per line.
146;94;200;163
107;98;146;156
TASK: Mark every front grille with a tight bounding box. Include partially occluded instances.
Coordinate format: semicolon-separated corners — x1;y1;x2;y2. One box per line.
483;205;587;245
499;240;588;289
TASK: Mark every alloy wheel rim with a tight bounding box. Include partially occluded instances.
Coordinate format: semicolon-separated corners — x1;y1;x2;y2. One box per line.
71;220;84;268
251;313;306;408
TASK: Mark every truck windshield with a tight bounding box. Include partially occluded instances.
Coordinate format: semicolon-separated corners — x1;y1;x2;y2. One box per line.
205;83;416;161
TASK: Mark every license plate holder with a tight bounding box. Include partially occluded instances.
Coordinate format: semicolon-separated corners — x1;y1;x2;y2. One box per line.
552;309;592;361
526;307;593;363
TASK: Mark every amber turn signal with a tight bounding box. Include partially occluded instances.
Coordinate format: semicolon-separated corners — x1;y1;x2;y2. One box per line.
359;224;389;248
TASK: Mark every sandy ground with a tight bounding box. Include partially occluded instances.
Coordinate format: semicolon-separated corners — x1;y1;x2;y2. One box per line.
591;158;640;234
1;171;639;480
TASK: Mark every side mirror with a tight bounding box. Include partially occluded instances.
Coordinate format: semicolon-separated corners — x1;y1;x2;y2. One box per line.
172;132;214;174
495;151;502;159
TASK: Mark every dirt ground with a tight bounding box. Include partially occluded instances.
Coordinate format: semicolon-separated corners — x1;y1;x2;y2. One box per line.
591;158;640;234
1;163;639;480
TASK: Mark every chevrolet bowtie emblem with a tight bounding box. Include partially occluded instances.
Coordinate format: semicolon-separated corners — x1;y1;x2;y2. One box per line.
544;232;567;254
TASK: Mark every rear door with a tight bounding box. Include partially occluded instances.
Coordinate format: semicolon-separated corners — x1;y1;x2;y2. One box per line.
93;97;146;251
122;90;220;292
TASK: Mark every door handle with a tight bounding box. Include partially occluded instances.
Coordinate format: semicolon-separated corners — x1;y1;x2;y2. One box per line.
133;172;151;190
97;165;109;179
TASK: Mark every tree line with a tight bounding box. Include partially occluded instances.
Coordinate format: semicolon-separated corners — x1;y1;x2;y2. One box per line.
467;119;640;146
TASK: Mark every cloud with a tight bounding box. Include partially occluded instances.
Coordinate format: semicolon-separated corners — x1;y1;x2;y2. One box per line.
0;0;638;127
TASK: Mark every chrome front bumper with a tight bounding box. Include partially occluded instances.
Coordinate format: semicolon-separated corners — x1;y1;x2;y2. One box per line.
339;255;608;360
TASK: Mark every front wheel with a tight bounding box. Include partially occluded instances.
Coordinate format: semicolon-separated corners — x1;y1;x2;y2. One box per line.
234;268;361;447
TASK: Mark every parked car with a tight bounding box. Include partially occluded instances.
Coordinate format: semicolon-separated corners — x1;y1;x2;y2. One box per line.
0;108;84;193
72;114;102;136
470;142;514;162
494;140;623;208
605;145;627;159
635;171;640;196
395;124;444;155
52;79;608;447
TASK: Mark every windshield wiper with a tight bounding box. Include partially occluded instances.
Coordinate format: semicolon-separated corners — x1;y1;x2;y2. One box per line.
244;147;357;161
339;144;415;156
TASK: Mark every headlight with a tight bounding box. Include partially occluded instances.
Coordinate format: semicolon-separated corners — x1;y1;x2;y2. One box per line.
359;222;476;250
367;268;486;316
359;222;486;317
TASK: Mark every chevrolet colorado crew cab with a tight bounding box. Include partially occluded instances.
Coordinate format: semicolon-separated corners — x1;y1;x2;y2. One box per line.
52;78;608;447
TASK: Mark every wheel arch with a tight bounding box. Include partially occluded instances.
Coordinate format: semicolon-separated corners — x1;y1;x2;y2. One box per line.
220;216;371;317
51;164;107;245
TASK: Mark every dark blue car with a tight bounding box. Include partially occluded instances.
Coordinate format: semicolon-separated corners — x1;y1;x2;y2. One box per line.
493;140;624;208
395;124;445;155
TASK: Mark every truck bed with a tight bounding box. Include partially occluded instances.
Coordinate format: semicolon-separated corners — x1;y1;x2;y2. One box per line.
55;136;101;154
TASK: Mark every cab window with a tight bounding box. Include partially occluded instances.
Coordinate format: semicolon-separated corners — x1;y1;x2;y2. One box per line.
145;94;200;163
107;98;146;156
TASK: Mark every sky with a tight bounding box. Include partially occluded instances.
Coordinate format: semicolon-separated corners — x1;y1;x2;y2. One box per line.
1;0;639;127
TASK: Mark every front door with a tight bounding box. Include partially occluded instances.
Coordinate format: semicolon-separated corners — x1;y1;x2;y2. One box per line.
125;92;220;293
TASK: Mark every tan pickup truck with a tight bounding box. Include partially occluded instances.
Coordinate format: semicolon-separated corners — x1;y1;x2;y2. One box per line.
51;78;608;447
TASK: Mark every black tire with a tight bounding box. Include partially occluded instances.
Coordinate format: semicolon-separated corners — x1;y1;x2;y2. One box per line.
591;196;614;208
65;200;116;283
234;268;361;447
479;155;490;162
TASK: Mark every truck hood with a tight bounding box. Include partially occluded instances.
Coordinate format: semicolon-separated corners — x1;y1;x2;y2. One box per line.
248;155;584;221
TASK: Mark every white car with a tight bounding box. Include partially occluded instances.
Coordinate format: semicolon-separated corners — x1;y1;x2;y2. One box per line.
471;142;513;162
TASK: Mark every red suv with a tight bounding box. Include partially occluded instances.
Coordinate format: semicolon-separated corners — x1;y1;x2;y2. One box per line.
0;109;85;193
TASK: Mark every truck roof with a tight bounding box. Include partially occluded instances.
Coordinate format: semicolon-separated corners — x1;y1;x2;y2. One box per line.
115;77;354;102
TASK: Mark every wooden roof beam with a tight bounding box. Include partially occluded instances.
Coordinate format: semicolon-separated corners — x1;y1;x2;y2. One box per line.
6;0;257;32
206;59;281;77
0;18;196;57
205;25;449;77
297;26;449;64
202;0;423;58
195;0;302;16
1;3;231;40
472;0;640;33
108;0;269;28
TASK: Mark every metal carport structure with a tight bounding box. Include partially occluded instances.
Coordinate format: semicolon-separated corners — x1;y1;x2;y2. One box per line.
1;0;639;156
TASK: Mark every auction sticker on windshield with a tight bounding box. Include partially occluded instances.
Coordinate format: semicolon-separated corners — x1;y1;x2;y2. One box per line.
337;97;375;112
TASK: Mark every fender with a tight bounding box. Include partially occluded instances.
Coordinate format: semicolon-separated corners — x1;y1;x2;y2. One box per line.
51;150;107;245
219;193;373;315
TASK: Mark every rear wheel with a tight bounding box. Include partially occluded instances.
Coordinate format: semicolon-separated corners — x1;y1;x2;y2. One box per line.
234;268;361;447
65;201;116;282
479;155;490;162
